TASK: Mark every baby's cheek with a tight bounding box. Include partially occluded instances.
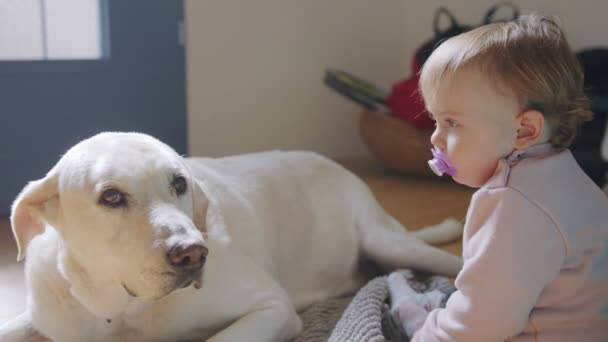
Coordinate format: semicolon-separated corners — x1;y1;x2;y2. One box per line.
475;161;501;186
450;161;485;188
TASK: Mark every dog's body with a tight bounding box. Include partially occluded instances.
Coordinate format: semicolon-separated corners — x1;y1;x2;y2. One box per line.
0;132;462;341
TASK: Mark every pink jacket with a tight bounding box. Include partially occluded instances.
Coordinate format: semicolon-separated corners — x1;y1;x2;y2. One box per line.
413;148;608;341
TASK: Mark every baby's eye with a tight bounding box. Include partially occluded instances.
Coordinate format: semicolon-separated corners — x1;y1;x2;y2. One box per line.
446;119;458;128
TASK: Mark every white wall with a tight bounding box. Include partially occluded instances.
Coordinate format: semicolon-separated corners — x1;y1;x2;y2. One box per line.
185;0;408;158
185;0;608;158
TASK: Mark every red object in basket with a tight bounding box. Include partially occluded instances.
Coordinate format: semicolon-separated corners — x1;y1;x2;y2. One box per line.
385;58;435;130
386;4;520;130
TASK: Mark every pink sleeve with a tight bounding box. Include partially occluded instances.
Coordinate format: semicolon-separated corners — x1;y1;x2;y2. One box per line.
412;188;567;341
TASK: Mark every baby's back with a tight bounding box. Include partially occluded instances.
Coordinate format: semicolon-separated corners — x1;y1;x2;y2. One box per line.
508;150;608;340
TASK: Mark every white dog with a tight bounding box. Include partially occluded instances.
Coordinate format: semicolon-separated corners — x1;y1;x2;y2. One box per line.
0;132;462;342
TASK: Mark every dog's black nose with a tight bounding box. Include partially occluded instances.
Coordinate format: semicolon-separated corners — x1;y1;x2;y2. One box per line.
167;244;208;271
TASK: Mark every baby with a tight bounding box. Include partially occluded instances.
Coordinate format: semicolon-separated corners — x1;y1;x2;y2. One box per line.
389;14;608;341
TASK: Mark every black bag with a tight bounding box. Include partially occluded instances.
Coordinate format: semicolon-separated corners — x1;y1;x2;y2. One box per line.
414;3;520;67
572;48;608;186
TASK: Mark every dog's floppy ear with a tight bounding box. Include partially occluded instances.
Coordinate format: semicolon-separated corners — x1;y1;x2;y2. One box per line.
191;179;209;235
191;179;230;245
11;168;60;261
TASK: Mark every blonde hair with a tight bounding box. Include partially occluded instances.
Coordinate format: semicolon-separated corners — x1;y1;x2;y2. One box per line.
419;14;592;148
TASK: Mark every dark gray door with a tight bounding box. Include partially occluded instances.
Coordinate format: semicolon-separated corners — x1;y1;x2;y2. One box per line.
0;0;186;215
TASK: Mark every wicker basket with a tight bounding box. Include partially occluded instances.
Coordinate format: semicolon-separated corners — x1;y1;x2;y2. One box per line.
359;109;435;177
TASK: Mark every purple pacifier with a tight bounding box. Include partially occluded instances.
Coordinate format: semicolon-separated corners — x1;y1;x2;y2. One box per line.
428;148;457;177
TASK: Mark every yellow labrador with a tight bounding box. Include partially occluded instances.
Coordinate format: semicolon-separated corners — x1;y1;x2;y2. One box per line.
0;132;462;341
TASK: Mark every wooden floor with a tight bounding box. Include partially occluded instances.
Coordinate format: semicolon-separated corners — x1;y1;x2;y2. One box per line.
341;157;473;256
0;156;474;326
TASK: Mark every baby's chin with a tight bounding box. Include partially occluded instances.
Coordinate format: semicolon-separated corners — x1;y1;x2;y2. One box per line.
452;175;483;189
454;163;502;188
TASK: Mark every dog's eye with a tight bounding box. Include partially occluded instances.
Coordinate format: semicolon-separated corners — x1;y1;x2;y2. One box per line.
99;188;127;208
172;175;187;196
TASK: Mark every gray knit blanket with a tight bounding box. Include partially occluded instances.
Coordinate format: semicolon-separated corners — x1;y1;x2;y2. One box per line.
295;270;456;342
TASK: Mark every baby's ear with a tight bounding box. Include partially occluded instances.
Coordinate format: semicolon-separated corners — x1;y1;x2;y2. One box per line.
514;110;546;150
11;169;60;261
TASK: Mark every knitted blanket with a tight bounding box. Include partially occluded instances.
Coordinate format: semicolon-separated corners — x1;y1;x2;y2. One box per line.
295;270;456;342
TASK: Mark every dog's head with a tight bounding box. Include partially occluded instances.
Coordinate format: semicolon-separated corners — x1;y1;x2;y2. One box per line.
11;132;226;302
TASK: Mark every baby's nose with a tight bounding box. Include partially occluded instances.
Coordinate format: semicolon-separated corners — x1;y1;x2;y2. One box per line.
430;128;444;150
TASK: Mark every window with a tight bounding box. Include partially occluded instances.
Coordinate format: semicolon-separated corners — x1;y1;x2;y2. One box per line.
0;0;109;61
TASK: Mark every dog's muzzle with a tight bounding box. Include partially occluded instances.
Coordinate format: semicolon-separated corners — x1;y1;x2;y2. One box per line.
167;243;208;271
167;243;207;290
